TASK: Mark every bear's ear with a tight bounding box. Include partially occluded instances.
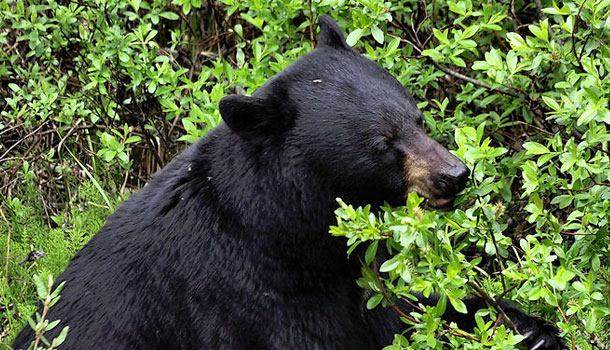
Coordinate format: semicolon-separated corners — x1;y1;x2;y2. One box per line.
220;94;292;142
317;15;349;50
219;94;267;140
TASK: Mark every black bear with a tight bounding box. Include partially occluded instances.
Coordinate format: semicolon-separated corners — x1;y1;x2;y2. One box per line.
14;16;564;350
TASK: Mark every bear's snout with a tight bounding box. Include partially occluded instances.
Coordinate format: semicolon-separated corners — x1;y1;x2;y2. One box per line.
436;162;469;197
404;133;470;208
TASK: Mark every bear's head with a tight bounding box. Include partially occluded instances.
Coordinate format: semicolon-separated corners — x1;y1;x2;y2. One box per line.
219;16;469;209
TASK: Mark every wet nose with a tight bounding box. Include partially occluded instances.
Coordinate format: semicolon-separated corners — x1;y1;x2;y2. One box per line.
437;162;470;196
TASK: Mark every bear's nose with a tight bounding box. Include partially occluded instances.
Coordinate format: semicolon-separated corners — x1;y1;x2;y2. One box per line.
437;162;470;196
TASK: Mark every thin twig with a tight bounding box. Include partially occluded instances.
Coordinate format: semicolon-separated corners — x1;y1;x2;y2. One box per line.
495;279;527;301
510;0;520;31
0;122;48;161
466;280;520;334
308;0;315;50
430;60;520;97
561;231;596;236
389;34;521;98
571;0;587;70
415;0;430;35
560;181;610;192
489;228;507;290
553;298;576;350
371;260;419;323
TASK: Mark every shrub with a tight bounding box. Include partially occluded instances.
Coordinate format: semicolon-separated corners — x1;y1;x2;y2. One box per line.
1;0;609;348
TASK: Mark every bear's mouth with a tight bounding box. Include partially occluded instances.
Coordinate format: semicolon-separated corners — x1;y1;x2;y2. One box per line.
406;186;457;211
424;197;455;211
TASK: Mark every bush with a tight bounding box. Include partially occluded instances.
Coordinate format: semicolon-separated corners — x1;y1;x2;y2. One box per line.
1;0;609;348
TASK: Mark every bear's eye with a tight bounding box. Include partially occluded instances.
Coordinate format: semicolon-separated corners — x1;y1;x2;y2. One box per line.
372;132;395;154
382;132;396;148
376;132;401;165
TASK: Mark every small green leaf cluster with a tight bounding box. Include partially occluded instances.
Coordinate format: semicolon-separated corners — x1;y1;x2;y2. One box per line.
97;125;141;169
25;275;69;350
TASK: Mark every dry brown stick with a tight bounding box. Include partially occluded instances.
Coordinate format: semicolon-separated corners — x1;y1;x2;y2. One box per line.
515;120;554;136
57;118;82;154
493;30;509;51
176;7;196;38
533;0;548;20
0;121;27;136
120;169;130;195
415;0;430;35
561;231;596;236
0;122;47;161
560;181;610;192
510;0;520;30
431;0;436;29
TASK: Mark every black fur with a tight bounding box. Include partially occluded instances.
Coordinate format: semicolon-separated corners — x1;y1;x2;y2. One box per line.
13;16;564;350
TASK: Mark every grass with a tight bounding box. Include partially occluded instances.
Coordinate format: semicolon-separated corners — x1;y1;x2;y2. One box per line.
0;179;123;346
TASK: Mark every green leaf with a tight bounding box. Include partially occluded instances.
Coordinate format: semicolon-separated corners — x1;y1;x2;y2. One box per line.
572;281;588;294
523;142;550;155
529;19;549;42
52;326;69;346
371;25;384;44
461;25;479;39
447;1;466;15
159;12;179;20
432;28;449;44
449;56;466;67
50;281;66;298
542;6;570;15
577;109;597;126
448;295;467;314
130;0;141;11
33;274;48;299
472;61;490;70
586;311;597;333
541;96;560;111
549;267;575;290
506;32;529;50
379;255;401;272
387;37;400;53
346;28;364;47
366;293;384;310
364;240;378;265
506;51;517;73
8;83;20;92
46;319;61;331
125;136;142;144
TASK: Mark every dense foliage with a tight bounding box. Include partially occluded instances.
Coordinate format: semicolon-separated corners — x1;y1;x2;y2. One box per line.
0;0;609;349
